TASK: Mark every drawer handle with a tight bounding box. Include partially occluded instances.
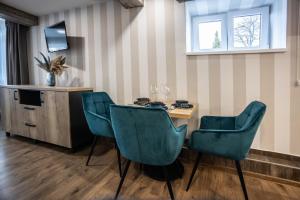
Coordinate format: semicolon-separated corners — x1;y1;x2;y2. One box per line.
40;92;44;104
13;91;18;100
24;107;35;111
24;122;36;127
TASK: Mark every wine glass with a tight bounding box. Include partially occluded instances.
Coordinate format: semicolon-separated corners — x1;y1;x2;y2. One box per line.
150;84;159;101
161;84;170;102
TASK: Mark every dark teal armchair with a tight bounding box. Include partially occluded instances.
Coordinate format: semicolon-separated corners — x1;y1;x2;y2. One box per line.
186;101;266;200
81;92;122;176
110;105;187;200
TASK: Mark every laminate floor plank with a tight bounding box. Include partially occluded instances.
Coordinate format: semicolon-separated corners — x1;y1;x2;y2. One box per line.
1;133;300;200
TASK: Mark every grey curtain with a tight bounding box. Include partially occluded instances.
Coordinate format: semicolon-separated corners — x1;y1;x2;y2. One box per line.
6;21;29;85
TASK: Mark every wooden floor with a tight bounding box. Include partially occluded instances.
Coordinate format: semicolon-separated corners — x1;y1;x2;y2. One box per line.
1;133;300;200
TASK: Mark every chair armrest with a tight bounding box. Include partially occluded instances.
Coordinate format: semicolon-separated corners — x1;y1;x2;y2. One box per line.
165;124;187;164
176;124;188;134
175;124;187;148
190;129;252;160
87;111;111;124
84;111;114;138
200;116;236;130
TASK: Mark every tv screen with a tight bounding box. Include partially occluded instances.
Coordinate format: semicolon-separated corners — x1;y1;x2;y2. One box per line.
44;21;69;52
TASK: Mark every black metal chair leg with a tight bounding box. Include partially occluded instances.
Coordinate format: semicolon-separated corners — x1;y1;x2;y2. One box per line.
235;160;249;200
114;160;131;200
86;136;98;166
186;152;202;191
116;146;122;177
139;163;143;172
163;166;175;200
114;140;122;177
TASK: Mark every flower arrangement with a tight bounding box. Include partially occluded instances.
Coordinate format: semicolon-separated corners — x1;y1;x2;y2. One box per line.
34;52;68;76
34;52;68;86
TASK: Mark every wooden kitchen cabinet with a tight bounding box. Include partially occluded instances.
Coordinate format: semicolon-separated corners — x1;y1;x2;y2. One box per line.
9;89;30;137
0;85;93;149
0;87;10;132
42;91;72;147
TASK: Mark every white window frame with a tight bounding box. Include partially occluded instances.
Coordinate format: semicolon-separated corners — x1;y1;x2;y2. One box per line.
191;14;227;52
228;6;270;50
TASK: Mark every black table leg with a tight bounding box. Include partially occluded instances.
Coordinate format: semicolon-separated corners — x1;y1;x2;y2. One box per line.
143;159;184;181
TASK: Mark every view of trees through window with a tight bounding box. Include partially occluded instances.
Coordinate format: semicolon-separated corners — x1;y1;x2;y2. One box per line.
198;21;222;50
191;5;272;52
233;15;261;48
197;15;262;50
213;31;221;48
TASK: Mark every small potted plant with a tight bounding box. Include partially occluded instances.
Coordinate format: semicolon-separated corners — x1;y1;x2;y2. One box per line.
34;52;68;86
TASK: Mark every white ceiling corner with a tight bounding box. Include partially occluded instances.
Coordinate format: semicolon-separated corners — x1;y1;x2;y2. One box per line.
1;0;109;16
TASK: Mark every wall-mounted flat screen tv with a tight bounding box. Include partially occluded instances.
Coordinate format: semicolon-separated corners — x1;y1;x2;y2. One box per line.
44;21;69;53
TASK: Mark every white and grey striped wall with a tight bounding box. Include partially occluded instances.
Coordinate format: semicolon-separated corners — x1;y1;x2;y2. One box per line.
27;0;300;156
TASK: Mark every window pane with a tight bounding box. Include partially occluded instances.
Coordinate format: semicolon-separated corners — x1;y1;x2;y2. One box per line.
198;21;222;50
233;15;261;48
0;18;6;85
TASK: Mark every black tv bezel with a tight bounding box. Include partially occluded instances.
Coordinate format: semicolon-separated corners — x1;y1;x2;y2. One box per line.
44;21;70;53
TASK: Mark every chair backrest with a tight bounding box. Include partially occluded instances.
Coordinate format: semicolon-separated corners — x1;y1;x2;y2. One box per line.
235;101;266;131
234;101;266;159
110;105;182;166
81;92;114;119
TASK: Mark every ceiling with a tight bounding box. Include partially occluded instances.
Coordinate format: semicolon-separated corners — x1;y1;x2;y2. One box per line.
2;0;276;17
1;0;108;16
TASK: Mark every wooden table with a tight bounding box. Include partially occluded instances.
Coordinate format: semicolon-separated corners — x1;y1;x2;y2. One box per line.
167;105;197;119
164;102;199;138
129;102;197;120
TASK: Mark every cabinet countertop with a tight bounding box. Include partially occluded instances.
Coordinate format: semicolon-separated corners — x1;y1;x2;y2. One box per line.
0;85;93;92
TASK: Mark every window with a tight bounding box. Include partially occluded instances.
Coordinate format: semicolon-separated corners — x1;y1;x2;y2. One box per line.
228;7;269;50
192;14;227;52
233;15;261;48
0;18;6;85
186;0;287;54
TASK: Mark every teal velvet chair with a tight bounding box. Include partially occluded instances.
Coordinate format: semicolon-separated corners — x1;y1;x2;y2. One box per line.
81;92;122;177
110;105;187;200
186;101;266;200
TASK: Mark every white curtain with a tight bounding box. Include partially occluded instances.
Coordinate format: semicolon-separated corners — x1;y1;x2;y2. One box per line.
0;18;6;85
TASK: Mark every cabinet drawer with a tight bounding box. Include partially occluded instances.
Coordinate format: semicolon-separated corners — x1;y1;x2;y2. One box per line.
23;106;38;124
24;122;38;140
23;106;45;140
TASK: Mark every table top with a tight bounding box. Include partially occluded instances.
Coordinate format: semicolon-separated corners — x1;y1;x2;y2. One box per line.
165;102;197;119
129;102;197;120
167;106;197;119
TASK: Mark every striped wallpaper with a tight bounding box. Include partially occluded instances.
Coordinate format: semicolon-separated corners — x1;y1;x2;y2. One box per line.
27;0;300;156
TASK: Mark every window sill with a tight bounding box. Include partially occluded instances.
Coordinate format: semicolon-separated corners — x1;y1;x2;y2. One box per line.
186;48;287;56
